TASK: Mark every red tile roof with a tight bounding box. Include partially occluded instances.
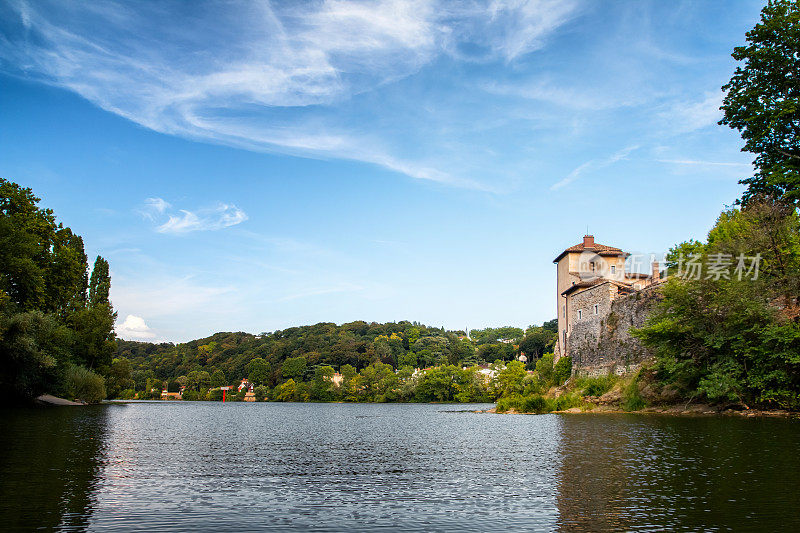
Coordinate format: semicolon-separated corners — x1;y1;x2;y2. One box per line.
553;239;627;263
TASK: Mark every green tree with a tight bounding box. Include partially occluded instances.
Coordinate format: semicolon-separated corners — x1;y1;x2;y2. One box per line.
247;357;270;386
720;0;800;205
0;179;57;310
211;369;227;388
311;365;336;401
70;256;116;370
254;385;268;402
0;310;71;401
519;326;556;361
275;379;297;401
635;200;800;408
106;357;134;399
553;356;572;386
491;360;527;399
535;354;555;386
281;356;307;380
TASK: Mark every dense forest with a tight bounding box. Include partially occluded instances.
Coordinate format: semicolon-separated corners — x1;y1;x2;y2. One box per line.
0;179;115;404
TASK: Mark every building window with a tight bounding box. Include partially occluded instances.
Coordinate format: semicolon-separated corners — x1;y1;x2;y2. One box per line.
611;265;616;274
590;261;595;272
594;304;599;315
577;309;582;320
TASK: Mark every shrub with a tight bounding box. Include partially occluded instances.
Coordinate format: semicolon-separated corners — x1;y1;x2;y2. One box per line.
622;374;646;411
182;390;201;401
63;365;106;404
495;395;522;413
576;375;616;397
553;356;572;386
207;388;224;401
118;388;136;400
496;393;582;414
535;353;554;384
254;385;268;401
520;394;548;413
551;392;586;411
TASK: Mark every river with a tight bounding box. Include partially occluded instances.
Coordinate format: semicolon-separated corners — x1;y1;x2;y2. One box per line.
1;402;798;531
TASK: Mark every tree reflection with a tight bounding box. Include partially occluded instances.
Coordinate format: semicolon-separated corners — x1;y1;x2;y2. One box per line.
0;405;108;530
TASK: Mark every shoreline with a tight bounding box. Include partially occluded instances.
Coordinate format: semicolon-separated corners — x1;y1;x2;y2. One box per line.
479;404;799;418
34;394;86;406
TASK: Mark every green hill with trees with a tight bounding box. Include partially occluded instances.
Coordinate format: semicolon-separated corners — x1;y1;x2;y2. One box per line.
113;320;559;402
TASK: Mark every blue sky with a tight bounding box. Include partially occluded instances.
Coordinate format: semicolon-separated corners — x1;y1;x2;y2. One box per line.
0;0;762;342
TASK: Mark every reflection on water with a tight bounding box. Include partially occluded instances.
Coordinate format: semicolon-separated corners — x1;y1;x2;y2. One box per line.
0;405;107;531
1;403;798;531
556;414;800;531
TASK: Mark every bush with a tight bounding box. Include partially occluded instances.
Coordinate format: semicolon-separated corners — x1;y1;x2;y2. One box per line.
551;392;585;411
495;392;584;414
207;388;224;401
118;388;136;400
576;375;616;397
182;390;201;401
63;365;106;404
520;395;548;413
622;373;646;411
535;354;554;384
495;395;522;413
254;385;268;401
553;356;572;386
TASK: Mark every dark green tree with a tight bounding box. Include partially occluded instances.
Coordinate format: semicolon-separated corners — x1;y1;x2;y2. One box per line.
720;0;800;205
247;357;270;386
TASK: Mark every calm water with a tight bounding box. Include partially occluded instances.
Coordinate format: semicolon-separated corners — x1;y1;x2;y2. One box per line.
1;402;799;531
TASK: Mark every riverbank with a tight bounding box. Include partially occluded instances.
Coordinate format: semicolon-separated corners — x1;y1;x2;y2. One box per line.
480;405;799;417
34;394;86;406
485;367;800;418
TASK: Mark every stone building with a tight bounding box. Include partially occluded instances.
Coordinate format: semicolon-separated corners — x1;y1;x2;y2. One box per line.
553;235;663;374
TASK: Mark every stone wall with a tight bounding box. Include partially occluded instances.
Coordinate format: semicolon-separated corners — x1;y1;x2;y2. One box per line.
568;284;661;377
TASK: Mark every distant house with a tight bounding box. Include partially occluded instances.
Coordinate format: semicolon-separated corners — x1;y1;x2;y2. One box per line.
161;389;182;400
238;378;254;392
329;372;344;387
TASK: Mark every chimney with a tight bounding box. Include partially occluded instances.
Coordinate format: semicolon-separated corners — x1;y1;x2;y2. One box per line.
652;261;660;281
583;235;595;248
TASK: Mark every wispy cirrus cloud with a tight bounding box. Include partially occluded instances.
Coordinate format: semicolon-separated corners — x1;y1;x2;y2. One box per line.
657;159;751;167
660;92;724;134
0;0;580;190
139;197;247;234
551;145;639;190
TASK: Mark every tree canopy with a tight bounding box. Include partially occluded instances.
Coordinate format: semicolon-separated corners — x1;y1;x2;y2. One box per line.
0;179;115;402
720;0;800;205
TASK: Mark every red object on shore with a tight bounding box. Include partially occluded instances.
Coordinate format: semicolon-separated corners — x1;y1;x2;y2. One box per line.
222;389;226;402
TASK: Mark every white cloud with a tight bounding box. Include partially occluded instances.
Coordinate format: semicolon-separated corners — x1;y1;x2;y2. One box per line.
661;92;724;134
0;0;578;188
139;197;171;221
139;198;248;234
157;204;248;234
115;314;156;340
551;145;639;190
